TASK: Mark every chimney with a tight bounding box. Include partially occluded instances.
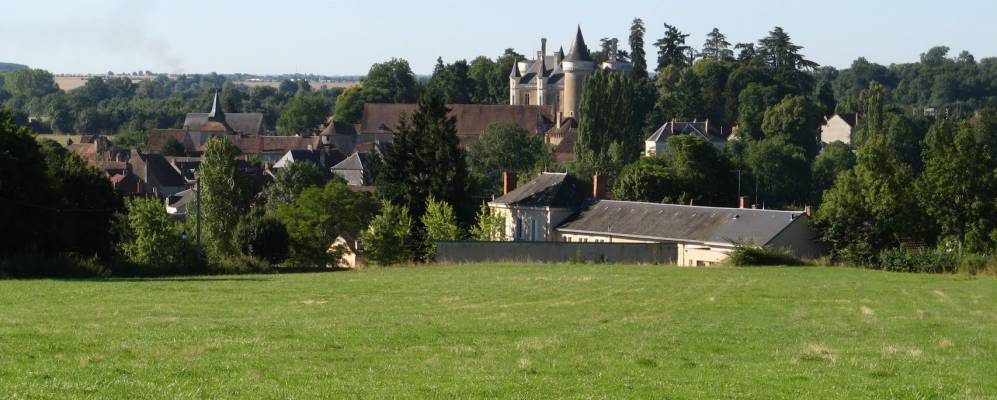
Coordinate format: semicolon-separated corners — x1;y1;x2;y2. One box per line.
556;111;562;129
739;195;750;209
804;206;814;218
592;171;607;199
704;119;710;135
671;118;676;134
502;171;518;195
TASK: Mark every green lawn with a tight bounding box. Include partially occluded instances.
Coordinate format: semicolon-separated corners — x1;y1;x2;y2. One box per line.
32;133;83;146
1;265;995;399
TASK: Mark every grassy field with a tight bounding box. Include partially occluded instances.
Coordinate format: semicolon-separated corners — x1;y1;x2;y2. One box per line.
0;265;995;399
32;133;83;146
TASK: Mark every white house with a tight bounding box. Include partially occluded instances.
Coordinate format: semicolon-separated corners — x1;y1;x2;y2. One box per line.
820;114;858;145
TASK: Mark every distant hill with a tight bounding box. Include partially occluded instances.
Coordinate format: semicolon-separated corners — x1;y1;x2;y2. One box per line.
0;62;28;73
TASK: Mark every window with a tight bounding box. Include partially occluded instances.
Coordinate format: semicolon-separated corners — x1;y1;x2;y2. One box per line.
515;217;523;240
530;218;537;241
524;93;530;104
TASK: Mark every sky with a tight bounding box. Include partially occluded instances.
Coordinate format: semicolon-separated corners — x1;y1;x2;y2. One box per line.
2;0;996;76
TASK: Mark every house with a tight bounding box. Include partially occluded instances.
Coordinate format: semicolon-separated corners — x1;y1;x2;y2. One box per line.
820;113;858;145
486;172;589;241
330;151;371;186
556;200;822;266
272;148;345;172
183;93;265;136
68;135;130;173
487;172;823;265
645;120;727;157
126;150;186;197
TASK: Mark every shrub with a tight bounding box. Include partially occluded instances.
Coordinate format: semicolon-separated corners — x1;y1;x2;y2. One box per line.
877;248;958;274
362;201;414;266
728;243;806;266
0;253;109;278
120;197;202;276
233;210;290;265
209;254;272;275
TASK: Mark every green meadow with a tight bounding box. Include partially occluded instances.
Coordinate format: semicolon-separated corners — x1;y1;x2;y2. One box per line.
1;265;995;399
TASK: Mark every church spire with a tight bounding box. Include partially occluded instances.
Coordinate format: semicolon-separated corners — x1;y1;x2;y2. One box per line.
208;92;225;122
510;60;521;78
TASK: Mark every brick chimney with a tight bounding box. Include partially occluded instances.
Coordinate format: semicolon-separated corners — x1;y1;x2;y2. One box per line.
739;195;750;209
502;171;518;195
592;171;607;199
804;206;814;218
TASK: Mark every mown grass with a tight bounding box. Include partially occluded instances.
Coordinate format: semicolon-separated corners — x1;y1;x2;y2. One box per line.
0;265;995;399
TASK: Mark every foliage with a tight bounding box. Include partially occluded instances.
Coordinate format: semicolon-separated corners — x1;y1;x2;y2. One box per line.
334;86;364;124
877;247;958;274
0;108;56;256
745;137;809;206
653;22;691;70
810;141;856;203
421;196;461;260
813;136;927;264
628;18;647;77
362;201;414;266
615;135;729;205
276;182;378;268
376;89;471;226
916;113;997;253
469;203;506;241
198;137;243;257
276;94;330;135
735;83;779;140
612;156;673;203
232;209;290;265
761;95;823;159
466;122;552;194
120;197;201;275
575;70;655;173
362;58;419;104
427;58;474;104
263;158;327;214
701;28;734;61
727;243;805;266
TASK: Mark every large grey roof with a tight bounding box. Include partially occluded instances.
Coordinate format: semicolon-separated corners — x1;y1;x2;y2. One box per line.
646;121;727;149
330;152;369;186
557;200;805;246
184;113;265;135
490;172;583;208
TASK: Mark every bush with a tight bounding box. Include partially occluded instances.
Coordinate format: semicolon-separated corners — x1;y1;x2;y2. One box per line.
877;248;958;274
233;210;290;265
120;197;203;276
0;253;109;278
728;243;806;266
209;254;272;275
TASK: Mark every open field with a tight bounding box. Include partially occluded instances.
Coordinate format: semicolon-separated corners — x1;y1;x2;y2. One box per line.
32;133;83;146
0;265;995;399
52;75;359;91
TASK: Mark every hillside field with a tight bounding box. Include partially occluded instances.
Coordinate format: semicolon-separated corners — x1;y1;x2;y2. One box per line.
0;265;994;399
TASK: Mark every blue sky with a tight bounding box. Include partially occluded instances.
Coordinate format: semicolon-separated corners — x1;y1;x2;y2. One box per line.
3;0;995;75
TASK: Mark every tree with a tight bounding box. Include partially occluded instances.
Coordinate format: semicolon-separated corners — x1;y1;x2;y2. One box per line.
468;56;498;104
468;203;505;241
276;94;329;135
756;27;818;72
362;58;419;104
421;196;460;259
198;137;242;257
162;137;185;156
654;23;691;71
813;136;925;264
3;69;58;98
263;161;327;214
576;70;655;171
810;141;856;203
276;181;378;267
0;108;56;257
426;58;474;104
701;28;734;61
334;86;364;124
232;209;290;265
917;114;997;253
735;43;757;63
376;89;470;225
47;151;123;258
613;156;673;203
629;18;648;77
761;95;824;159
466;122;552;194
362;201;414;265
745;138;810;207
121;197;199;275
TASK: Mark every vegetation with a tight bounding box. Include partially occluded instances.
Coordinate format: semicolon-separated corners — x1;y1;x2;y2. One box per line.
466;122;552;194
0;265;995;398
727;243;805;266
421;196;461;259
362;201;415;265
276;182;378;268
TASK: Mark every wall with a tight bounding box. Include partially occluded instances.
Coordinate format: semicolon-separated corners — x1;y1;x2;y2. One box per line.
766;216;825;259
434;241;677;264
820;117;853;145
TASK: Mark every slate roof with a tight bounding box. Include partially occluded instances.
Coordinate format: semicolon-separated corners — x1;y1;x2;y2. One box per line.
359;104;555;146
330;152;370;186
319;120;358;136
490;172;583;209
183;113;264;135
563;26;593;63
646;121;727;149
557;200;805;246
834;113;858;127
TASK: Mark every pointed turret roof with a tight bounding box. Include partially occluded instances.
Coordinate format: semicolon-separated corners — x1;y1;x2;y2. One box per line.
510;61;521;78
564;26;593;63
207;92;225;122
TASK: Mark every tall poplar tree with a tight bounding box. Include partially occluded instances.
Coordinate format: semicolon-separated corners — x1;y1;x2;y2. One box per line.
629;18;647;77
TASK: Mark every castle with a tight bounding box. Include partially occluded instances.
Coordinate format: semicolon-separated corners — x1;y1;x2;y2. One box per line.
509;26;633;125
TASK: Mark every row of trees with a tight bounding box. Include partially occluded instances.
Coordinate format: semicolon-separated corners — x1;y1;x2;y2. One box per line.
0;69;342;141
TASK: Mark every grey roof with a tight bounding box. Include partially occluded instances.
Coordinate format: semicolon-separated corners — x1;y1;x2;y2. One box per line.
564;26;593;63
274;149;319;169
557;200;805;246
330;152;369;186
184;113;265;135
490;172;583;208
510;62;521;78
646;121;727;149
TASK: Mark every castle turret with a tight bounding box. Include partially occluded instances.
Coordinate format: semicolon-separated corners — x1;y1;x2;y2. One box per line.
509;62;521;104
561;26;595;120
535;38;547;106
